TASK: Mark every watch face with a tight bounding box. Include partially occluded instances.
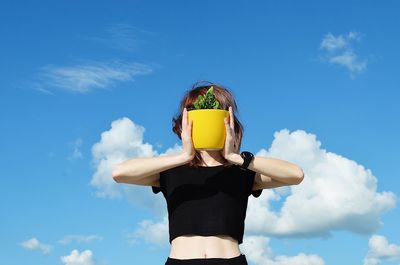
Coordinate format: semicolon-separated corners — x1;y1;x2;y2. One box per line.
241;151;254;159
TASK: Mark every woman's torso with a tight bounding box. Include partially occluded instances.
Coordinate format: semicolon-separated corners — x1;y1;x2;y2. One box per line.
169;234;241;259
167;163;243;259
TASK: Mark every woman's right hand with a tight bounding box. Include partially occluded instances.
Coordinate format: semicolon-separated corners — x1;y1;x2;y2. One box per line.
180;107;195;161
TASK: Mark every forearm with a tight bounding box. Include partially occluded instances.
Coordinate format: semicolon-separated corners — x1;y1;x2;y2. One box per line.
227;154;304;184
112;152;191;182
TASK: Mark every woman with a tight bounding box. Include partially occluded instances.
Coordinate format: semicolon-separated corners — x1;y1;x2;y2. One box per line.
112;81;304;265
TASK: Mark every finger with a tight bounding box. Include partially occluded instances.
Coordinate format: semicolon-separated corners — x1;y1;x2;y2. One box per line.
225;110;233;135
182;107;187;127
188;119;193;133
224;118;231;136
229;106;234;130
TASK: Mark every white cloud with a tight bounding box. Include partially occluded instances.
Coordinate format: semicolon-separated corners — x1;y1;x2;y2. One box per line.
90;117;157;199
240;235;325;265
19;237;52;254
61;249;94;265
320;31;361;52
245;129;396;238
320;33;348;52
328;50;367;77
58;235;103;245
89;117;181;210
36;60;153;94
319;31;367;78
90;117;397;263
31;83;56;96
91;118;396;242
129;216;326;265
127;215;169;248
363;234;400;265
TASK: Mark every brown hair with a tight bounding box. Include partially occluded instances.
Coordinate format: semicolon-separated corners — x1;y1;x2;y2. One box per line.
172;80;245;168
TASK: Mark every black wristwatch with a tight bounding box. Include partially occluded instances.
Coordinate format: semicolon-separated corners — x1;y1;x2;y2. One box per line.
240;151;254;169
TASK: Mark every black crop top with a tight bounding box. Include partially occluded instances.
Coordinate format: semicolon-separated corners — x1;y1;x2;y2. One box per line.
151;163;263;244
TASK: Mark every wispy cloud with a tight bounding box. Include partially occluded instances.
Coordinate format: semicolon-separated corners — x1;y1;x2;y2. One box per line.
58;234;103;245
328;50;367;76
19;237;53;254
320;31;360;52
35;60;154;94
67;137;84;161
87;23;156;52
319;31;367;79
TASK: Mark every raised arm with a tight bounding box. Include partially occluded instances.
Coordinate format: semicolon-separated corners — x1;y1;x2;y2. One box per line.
112;153;191;184
113;107;195;185
227;154;304;185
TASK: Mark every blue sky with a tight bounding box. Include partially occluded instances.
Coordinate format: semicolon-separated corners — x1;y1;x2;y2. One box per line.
1;1;400;265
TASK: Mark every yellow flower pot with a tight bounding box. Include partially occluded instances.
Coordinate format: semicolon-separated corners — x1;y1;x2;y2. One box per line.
187;109;229;150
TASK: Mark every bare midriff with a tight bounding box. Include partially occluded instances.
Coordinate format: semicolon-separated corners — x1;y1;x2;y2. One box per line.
169;234;242;259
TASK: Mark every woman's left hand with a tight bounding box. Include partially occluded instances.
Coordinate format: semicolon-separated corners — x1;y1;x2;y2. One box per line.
220;106;239;161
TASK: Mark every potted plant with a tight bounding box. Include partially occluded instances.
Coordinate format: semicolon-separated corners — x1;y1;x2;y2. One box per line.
187;86;229;150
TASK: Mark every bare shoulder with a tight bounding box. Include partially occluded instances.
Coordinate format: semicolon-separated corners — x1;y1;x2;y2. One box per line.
252;172;292;190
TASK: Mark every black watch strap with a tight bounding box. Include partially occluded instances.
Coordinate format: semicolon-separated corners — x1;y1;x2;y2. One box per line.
240;151;254;169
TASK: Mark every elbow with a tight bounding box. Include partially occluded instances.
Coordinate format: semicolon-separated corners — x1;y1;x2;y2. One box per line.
112;174;120;183
293;168;305;185
112;165;122;183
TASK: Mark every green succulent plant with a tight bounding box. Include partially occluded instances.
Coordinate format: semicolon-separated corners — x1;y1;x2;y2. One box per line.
187;86;222;111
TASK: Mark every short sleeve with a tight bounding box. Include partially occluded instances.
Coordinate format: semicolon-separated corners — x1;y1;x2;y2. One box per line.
251;188;263;198
151;169;167;194
241;167;263;198
152;185;161;194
